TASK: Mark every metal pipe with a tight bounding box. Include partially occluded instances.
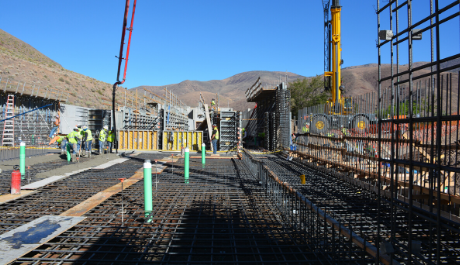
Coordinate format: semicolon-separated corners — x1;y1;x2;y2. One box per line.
184;147;190;183
143;159;152;223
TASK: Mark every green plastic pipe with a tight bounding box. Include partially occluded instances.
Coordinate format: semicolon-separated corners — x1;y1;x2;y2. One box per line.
66;143;71;162
19;142;25;177
185;147;190;183
201;143;206;168
143;160;152;223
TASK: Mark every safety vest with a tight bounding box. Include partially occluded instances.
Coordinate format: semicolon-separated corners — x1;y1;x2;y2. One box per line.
213;129;219;140
302;126;307;133
85;130;93;141
99;130;107;141
107;131;114;142
56;136;64;144
341;128;348;135
211;100;215;106
67;131;78;144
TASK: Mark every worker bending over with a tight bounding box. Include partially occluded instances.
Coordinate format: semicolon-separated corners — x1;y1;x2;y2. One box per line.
67;127;82;162
48;134;67;155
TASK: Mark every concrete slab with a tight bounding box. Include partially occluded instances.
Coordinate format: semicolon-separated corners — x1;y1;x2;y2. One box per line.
22;175;66;190
0;215;85;264
91;158;129;170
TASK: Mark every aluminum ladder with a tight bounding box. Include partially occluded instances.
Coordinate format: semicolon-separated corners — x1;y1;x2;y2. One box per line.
2;94;15;146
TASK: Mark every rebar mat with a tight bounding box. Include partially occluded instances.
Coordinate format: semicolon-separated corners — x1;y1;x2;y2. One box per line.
0;159;144;233
0;155;95;195
255;154;460;264
14;158;373;264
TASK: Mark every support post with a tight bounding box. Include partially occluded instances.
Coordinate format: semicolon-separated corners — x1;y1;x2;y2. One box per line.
66;143;71;163
19;142;25;178
201;143;206;168
143;159;152;223
185;147;190;183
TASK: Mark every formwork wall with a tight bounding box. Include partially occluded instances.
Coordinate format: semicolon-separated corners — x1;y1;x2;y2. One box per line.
0;92;59;146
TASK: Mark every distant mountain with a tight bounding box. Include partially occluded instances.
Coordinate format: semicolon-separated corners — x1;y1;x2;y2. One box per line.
132;71;307;111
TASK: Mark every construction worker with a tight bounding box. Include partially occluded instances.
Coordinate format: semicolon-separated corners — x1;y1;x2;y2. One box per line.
107;128;115;153
99;125;108;154
67;127;81;162
242;128;247;148
211;124;219;154
49;114;60;138
48;134;67;155
211;98;216;111
82;126;93;158
302;124;309;133
341;126;348;136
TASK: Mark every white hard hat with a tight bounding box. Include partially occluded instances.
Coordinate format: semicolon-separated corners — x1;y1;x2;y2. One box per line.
103;125;108;130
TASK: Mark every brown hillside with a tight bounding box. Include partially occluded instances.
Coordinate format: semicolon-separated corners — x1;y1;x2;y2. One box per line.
0;28;131;109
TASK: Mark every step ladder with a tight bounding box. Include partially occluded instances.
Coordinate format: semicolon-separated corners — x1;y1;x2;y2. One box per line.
2;94;15;146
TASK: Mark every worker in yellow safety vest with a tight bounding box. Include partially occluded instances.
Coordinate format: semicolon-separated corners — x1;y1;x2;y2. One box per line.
211;99;216;111
82;126;93;158
48;134;67;155
107;128;115;153
99;125;108;154
302;124;310;133
211;124;219;154
67;127;81;162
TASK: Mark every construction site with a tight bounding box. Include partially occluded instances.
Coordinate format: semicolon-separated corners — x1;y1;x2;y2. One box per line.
0;0;459;264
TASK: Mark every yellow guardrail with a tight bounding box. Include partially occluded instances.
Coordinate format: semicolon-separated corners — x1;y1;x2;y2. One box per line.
162;131;203;151
118;130;159;150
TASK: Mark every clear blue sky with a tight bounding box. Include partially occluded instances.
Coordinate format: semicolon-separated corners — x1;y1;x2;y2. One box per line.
1;1;458;89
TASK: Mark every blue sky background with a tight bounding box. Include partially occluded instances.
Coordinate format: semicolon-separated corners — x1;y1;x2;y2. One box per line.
1;1;458;89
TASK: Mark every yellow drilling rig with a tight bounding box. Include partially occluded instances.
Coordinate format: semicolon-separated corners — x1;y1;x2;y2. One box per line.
310;0;375;134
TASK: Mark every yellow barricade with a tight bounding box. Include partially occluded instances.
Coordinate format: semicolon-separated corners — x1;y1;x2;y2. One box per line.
118;130;159;150
162;131;203;151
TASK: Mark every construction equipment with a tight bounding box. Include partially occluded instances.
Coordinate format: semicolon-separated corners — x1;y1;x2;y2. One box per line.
311;0;376;134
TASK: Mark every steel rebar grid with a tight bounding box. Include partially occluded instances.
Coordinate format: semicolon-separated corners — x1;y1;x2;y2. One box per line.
242;150;460;264
0;159;144;233
13;158;373;264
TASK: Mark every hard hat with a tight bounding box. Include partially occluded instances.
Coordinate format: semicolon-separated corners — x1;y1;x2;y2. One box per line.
212;124;217;127
77;125;82;128
103;125;108;130
73;127;79;131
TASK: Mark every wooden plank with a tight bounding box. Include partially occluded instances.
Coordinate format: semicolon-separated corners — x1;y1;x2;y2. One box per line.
0;216;86;264
61;169;143;217
0;190;36;204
